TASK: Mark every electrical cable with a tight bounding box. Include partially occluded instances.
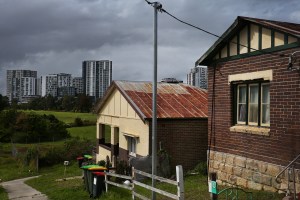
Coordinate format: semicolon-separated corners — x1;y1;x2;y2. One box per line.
144;1;289;58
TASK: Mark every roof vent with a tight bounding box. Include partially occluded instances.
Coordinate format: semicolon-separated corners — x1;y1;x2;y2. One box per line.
161;78;183;83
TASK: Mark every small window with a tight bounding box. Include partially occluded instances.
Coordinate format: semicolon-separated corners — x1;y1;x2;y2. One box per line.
127;137;136;157
234;81;270;127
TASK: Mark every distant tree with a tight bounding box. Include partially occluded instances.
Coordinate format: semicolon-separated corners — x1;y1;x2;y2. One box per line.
45;95;56;110
0;111;70;143
75;94;92;112
61;95;75;111
0;94;9;111
0;109;19;142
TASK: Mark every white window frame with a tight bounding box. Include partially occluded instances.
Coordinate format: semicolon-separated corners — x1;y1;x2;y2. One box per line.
237;84;247;125
127;136;137;157
235;81;270;127
248;83;259;126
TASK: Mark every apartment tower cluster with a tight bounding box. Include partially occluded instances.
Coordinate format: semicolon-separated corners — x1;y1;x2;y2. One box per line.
6;60;112;103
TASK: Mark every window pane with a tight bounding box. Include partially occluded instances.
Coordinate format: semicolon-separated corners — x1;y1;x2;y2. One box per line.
237;85;246;123
249;104;258;123
261;84;270;125
262;104;270;124
238;104;246;122
262;84;270;104
249;84;258;124
249;85;258;103
239;86;246;103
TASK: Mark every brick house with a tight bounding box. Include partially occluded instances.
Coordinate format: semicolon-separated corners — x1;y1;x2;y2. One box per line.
196;16;300;192
95;81;208;171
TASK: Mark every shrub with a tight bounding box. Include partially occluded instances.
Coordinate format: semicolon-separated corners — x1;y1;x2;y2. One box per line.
98;160;106;167
74;117;83;127
189;161;207;175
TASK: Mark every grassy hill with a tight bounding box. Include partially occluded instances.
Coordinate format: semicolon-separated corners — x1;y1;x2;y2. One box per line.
22;110;96;124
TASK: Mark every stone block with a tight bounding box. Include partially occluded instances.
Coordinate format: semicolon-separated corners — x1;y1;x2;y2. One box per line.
263;185;278;193
237;177;248;188
213;161;220;170
208;161;214;169
218;171;227;181
279;182;288;191
216;179;222;185
266;164;282;177
248;181;263;190
209;151;215;160
228;175;237;185
242;169;254;180
219;163;225;172
215;152;225;163
296;183;300;193
257;162;268;173
235;156;246;168
225;154;234;165
253;173;272;186
271;177;281;189
224;164;233;174
246;159;258;171
233;167;243;176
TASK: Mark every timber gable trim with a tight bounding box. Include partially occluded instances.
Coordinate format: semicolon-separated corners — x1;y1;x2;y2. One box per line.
196;16;300;66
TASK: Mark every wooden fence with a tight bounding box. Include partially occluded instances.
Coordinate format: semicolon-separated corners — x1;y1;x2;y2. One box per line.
104;165;184;200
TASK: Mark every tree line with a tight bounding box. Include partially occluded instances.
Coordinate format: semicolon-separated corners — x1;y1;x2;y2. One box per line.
0;109;70;143
0;94;94;113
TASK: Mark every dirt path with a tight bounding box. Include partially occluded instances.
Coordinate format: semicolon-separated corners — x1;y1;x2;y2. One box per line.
1;176;48;200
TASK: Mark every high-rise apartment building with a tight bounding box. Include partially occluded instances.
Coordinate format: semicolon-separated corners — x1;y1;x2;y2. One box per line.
187;66;208;89
41;74;58;97
57;73;72;88
82;60;112;100
72;77;83;95
6;70;37;102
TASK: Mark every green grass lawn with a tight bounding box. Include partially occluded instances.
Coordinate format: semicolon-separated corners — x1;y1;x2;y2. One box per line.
22;110;96;124
67;126;96;141
25;166;285;200
0;186;9;200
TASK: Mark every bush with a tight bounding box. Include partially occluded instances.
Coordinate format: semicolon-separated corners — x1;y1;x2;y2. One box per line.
74;117;83;127
188;161;207;175
39;138;94;167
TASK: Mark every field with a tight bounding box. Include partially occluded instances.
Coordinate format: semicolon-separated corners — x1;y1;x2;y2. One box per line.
23;110;97;124
25;164;285;200
67;126;96;141
0;110;285;199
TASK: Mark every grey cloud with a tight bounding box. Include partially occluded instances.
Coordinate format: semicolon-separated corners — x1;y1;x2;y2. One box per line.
0;0;299;94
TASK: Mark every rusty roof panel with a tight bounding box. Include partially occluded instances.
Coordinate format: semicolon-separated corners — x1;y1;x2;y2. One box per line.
115;81;208;119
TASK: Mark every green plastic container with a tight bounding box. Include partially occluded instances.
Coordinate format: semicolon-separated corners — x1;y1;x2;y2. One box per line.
81;165;99;191
87;166;107;195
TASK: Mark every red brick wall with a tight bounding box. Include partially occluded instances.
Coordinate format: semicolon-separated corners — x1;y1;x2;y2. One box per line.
149;118;208;171
207;47;300;166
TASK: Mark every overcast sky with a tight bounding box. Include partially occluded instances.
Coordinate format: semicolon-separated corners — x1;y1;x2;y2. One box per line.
1;0;299;95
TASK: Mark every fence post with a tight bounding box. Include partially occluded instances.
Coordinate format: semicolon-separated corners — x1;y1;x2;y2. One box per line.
132;167;135;200
176;165;184;200
209;172;218;200
105;171;108;192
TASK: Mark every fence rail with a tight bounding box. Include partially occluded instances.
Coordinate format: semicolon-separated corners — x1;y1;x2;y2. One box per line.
104;165;184;200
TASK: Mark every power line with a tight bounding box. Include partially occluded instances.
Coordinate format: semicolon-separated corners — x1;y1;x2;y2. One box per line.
144;1;288;58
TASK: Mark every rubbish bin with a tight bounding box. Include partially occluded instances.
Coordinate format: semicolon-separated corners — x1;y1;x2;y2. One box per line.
92;172;106;198
76;156;84;168
80;165;99;191
87;166;107;196
84;154;92;160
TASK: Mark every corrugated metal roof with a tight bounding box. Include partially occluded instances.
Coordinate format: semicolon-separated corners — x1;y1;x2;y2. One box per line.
97;81;208;120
